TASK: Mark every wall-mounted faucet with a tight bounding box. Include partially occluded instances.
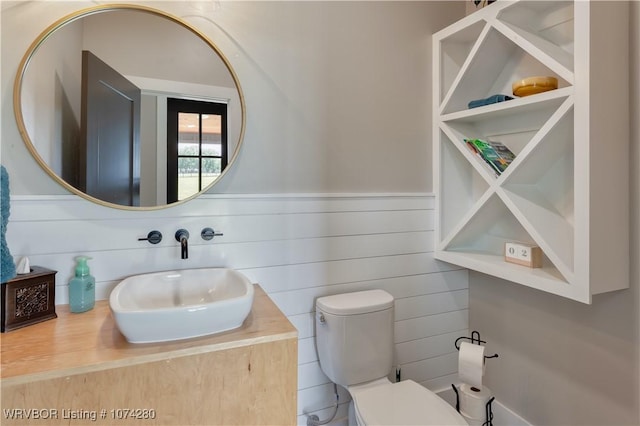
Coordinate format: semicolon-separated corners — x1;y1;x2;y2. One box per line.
175;229;190;259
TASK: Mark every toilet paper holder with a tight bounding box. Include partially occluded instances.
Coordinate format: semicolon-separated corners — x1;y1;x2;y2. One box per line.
451;384;495;426
453;331;497;426
454;330;499;361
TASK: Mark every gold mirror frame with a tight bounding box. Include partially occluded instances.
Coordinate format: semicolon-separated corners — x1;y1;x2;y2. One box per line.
13;4;246;211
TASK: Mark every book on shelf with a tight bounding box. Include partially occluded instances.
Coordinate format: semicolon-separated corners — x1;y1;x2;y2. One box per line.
465;140;500;177
464;138;515;176
489;140;516;167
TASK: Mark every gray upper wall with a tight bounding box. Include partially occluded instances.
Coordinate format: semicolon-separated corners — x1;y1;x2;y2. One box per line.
1;1;465;195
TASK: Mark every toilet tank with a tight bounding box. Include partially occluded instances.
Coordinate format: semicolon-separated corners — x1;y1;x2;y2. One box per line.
315;290;394;387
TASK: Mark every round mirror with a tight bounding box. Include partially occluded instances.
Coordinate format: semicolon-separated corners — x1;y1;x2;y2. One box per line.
14;5;245;210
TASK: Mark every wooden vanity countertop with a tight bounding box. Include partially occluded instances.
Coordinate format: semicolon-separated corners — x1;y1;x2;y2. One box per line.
1;285;297;384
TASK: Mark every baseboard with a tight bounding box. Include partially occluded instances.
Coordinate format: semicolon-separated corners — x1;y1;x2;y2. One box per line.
437;386;532;426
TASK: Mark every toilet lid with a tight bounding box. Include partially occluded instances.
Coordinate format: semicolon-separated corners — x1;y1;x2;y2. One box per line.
352;380;468;426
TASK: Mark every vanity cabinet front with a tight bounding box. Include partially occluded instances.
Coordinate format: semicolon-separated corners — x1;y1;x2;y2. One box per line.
1;286;297;425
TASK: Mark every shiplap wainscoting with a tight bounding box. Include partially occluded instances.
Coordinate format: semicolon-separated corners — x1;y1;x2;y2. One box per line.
6;193;468;424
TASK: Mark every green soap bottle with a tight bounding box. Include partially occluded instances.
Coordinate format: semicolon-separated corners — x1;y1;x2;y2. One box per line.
69;256;95;313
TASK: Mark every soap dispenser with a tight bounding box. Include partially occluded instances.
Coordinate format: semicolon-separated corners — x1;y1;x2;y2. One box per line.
69;256;95;313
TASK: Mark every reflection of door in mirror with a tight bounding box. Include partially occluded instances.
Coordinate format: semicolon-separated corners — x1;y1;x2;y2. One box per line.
166;98;227;203
81;50;141;206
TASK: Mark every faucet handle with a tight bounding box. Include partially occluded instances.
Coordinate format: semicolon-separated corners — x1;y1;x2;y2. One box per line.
138;230;163;244
201;227;223;241
175;229;190;241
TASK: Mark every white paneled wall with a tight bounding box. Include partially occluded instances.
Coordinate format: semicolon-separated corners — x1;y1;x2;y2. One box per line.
5;193;468;424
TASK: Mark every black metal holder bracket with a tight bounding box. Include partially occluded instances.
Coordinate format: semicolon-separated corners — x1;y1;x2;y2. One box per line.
454;330;499;361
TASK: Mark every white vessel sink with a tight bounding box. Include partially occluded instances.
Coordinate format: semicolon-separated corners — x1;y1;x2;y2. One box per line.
109;268;254;344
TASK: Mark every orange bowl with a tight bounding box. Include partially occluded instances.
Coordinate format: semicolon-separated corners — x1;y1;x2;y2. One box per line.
512;76;558;97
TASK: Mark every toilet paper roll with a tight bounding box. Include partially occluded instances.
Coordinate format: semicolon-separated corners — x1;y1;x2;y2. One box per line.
458;342;485;387
459;383;493;424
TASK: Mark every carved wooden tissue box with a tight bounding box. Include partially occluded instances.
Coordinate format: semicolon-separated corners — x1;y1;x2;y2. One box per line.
1;266;57;332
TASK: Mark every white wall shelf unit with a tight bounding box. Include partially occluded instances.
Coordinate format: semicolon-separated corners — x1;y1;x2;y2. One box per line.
432;0;629;303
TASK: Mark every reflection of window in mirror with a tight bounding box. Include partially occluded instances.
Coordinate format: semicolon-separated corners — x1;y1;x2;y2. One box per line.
167;98;228;202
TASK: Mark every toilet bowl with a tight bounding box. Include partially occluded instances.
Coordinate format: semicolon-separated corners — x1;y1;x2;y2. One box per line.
315;290;467;426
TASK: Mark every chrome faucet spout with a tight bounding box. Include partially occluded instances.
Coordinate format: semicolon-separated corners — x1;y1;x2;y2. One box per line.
175;229;190;259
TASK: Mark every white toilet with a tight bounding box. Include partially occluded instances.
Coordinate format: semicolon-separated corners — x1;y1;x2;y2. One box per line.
315;289;467;426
